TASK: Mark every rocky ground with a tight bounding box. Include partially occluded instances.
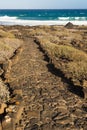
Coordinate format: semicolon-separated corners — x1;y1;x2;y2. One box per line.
0;25;87;130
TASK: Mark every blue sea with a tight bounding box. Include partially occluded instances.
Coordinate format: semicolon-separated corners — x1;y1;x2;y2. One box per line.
0;9;87;26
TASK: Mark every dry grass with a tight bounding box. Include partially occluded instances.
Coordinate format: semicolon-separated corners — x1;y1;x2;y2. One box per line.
0;29;15;38
0;41;11;51
36;36;87;86
65;61;87;81
30;26;85;51
28;28;47;37
33;26;87;86
0;29;22;104
0;38;22;63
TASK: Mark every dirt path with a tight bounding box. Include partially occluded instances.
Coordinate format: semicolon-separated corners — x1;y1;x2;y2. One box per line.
5;38;87;130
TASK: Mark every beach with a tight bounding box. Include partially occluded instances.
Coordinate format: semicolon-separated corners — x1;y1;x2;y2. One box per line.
0;24;87;130
1;19;87;26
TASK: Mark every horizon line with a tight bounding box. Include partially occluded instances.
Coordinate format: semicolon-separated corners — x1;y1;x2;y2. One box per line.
0;8;87;10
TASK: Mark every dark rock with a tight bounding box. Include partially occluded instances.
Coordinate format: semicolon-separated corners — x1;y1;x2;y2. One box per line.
65;22;74;29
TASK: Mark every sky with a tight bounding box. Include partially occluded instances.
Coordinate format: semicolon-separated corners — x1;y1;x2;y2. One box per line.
0;0;87;9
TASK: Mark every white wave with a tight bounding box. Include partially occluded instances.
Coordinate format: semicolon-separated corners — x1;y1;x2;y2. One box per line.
0;16;87;26
75;17;86;20
59;17;86;21
0;15;17;20
58;17;70;20
75;17;80;20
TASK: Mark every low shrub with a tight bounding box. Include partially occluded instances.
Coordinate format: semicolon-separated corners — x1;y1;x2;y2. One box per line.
37;37;87;86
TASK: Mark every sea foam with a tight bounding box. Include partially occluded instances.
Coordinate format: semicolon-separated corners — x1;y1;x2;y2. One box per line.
0;16;87;26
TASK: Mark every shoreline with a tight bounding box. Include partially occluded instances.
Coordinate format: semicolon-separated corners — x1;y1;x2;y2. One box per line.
0;20;87;26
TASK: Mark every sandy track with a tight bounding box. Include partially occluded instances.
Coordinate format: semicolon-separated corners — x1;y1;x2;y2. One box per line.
5;37;87;130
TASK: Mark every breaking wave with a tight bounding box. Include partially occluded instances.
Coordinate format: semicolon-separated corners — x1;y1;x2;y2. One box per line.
0;15;87;26
0;15;17;20
58;17;86;21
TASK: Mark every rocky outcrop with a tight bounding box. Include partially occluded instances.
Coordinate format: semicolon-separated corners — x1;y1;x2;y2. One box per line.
65;22;74;29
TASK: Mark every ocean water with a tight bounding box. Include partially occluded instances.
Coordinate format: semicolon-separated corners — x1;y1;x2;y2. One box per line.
0;9;87;26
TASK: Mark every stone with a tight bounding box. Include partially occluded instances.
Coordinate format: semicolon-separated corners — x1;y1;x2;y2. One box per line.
0;103;7;114
2;116;14;130
6;105;16;113
5;115;11;123
15;101;20;105
65;22;74;29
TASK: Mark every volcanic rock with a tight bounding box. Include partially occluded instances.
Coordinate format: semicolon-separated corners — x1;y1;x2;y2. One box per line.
65;22;74;29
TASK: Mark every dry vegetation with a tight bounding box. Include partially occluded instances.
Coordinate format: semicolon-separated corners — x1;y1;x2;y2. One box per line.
26;25;87;97
37;39;87;85
0;28;22;104
0;29;15;38
0;29;22;63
